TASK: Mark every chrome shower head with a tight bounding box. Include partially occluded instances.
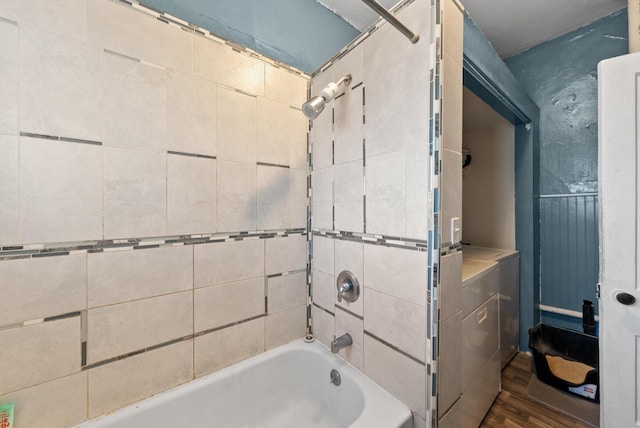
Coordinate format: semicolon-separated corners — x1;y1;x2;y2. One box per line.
302;74;352;120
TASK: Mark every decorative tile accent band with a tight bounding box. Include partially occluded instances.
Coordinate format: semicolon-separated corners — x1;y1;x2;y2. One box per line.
363;331;426;367
0;228;307;261
19;132;102;146
167;150;217;160
311;229;428;252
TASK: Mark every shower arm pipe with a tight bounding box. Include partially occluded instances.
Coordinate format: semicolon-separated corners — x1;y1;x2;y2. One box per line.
361;0;419;43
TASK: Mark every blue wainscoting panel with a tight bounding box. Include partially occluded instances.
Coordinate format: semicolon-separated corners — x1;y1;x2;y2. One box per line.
540;194;599;314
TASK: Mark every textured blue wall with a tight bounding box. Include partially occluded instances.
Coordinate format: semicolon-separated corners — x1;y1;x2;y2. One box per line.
506;9;628;194
505;10;628;331
140;0;359;73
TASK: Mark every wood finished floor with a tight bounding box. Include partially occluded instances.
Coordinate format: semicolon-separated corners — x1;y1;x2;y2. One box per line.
480;353;592;428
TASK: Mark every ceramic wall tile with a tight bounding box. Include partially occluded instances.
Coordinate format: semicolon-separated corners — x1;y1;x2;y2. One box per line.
194;277;264;332
217;87;257;164
0;317;81;395
311;304;334;349
364;288;426;362
365;151;406;237
88;246;193;308
405;145;429;239
289;168;308;229
216;160;257;232
334;87;364;165
312;269;334;311
5;0;86;40
265;235;307;275
264;64;308;108
87;291;192;364
103;53;167;153
0;373;87;428
88;0;192;73
334;160;364;233
195;318;265;377
103;148;166;239
364;245;427;305
439;251;462;321
194;36;264;96
257;97;295;167
443;0;464;65
19;26;103;142
88;340;193;418
167;70;217;157
0;255;86;326
257;165;290;230
0;135;18;244
20;137;102;243
167;155;217;235
266;305;307;349
268;272;307;314
311;166;333;230
0;21;17;135
364;335;426;416
311;107;333;171
438;313;461;416
312;235;334;275
194;239;264;288
442;52;463;153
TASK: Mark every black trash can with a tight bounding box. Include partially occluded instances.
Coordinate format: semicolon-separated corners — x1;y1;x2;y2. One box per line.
528;323;599;403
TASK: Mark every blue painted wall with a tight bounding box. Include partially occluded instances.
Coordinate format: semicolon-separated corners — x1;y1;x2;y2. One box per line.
140;0;359;73
505;10;628;331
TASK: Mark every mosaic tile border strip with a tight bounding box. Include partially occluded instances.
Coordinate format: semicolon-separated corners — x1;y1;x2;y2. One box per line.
311;228;428;252
0;228;307;261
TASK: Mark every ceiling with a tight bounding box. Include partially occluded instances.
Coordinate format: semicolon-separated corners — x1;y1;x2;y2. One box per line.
317;0;627;58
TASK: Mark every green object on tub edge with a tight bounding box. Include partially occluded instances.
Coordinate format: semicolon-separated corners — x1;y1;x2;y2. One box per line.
0;402;14;428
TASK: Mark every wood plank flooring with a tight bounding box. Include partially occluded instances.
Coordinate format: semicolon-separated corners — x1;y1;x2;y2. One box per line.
480;353;592;428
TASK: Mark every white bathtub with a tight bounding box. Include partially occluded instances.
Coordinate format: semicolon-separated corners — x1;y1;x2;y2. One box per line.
78;339;413;428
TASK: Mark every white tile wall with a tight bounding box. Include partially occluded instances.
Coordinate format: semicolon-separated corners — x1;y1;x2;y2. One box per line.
334;160;364;232
0;255;86;326
167;155;217;235
364;335;426;416
440;252;462;321
335;309;364;370
88;0;192;73
265;235;307;275
1;0;87;41
194;239;264;287
364;288;426;362
312;269;335;311
0;135;18;244
88;246;193;308
311;166;333;230
103;53;167;153
442;52;463;153
268;272;307;314
364;245;427;306
0;373;87;428
194;36;264;96
0;317;81;395
88;340;193;418
289;168;308;229
20;137;102;243
265;64;307;108
334;88;364;165
311;304;334;348
334;239;364;316
312;235;334;275
365;151;406;237
441;148;462;245
257;98;295;166
103;148;166;239
166;70;217;157
257;165;290;230
195;318;265;377
0;20;17;135
266;305;307;349
19;27;103;141
87;291;192;363
217;87;257;163
405;145;430;239
216;160;257;232
194;277;264;332
311;105;333;171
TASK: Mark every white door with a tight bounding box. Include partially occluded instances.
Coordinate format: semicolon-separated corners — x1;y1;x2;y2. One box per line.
599;51;640;427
